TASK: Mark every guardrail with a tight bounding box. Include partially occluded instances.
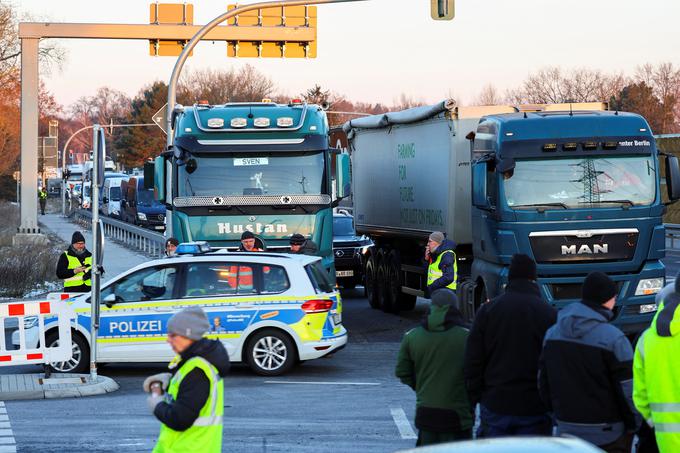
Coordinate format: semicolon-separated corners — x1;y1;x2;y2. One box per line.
74;210;166;258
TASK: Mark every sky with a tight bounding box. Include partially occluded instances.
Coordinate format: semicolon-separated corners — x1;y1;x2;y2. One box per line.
15;0;680;110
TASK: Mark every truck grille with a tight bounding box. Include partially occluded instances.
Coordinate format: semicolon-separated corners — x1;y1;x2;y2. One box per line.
529;228;638;264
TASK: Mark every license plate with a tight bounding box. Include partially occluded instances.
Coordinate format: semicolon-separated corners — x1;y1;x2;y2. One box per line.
155;226;165;230
336;270;354;277
332;313;342;325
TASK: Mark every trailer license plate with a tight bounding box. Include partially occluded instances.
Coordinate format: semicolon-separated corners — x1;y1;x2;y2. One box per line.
336;270;354;277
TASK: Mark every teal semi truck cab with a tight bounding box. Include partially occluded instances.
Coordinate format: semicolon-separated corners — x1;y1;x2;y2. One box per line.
152;100;351;275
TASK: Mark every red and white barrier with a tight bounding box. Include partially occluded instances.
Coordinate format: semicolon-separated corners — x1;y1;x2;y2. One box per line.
0;299;77;367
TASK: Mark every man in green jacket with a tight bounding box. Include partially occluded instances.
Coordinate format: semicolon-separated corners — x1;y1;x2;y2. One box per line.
633;277;680;453
395;289;472;446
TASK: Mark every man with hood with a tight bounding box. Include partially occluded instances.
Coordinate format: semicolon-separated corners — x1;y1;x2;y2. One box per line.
464;254;556;437
55;231;93;293
539;271;639;452
425;231;457;296
633;273;680;452
395;289;472;446
145;307;230;453
289;233;318;255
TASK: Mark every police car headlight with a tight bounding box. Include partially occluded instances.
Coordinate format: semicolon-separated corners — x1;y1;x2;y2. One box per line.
635;278;664;296
23;316;38;329
137;213;147;221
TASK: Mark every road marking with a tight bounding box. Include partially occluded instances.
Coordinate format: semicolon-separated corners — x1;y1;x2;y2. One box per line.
390;407;417;440
264;380;380;386
0;402;16;452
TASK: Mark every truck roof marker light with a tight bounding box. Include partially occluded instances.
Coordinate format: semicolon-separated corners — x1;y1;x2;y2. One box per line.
230;118;247;128
197;100;210;107
207;118;224;128
277;117;294;127
184;128;192;132
640;128;648;132
603;142;618;150
261;98;273;103
542;143;557;152
582;141;598;150
505;132;514;136
310;126;317;131
290;98;303;105
563;143;578;151
254;117;270;128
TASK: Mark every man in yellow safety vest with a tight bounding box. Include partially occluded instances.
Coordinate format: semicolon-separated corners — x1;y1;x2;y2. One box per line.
633;277;680;453
55;231;92;293
145;307;230;453
425;231;457;297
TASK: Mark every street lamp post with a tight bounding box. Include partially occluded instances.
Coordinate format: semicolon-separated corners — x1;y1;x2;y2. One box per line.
60;123;156;216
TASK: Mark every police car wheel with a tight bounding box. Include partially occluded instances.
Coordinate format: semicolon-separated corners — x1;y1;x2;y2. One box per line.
46;331;89;374
246;329;296;376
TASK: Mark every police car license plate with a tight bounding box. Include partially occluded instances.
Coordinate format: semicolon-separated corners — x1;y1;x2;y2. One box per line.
336;270;353;277
332;313;342;325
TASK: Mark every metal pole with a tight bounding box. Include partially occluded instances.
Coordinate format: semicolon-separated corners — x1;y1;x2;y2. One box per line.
19;38;40;235
90;125;100;382
165;0;368;236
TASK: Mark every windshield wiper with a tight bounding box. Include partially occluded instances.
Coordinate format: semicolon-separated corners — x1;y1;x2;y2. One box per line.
513;202;569;210
184;177;196;196
579;199;634;208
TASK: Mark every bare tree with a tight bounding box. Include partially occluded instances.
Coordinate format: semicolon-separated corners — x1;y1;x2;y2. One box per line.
392;93;427;110
475;84;503;105
177;65;275;104
513;66;623;104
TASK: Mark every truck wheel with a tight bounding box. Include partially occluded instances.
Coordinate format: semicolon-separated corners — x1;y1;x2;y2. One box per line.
378;254;396;313
365;255;380;309
245;329;296;376
46;331;89;374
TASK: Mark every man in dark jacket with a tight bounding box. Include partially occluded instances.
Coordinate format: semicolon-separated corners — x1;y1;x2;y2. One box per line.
395;289;472;446
289;233;318;255
464;254;556;437
145;307;230;452
55;231;93;293
238;231;264;252
539;272;639;452
425;231;457;296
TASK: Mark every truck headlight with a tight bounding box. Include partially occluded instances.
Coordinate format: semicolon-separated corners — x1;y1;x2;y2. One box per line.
360;245;371;255
635;278;664;296
137;212;147;220
23;316;38;329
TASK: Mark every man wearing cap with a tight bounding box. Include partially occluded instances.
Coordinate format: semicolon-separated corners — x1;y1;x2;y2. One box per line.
464;254;556;437
633;273;680;452
55;231;93;293
145;307;230;453
539;272;639;452
425;231;457;297
238;231;263;252
164;237;179;258
395;289;473;446
289;233;318;256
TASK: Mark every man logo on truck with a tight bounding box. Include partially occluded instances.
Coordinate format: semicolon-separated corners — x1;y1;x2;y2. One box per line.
561;244;609;255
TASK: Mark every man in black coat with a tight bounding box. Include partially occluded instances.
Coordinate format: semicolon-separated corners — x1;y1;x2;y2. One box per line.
464;253;557;437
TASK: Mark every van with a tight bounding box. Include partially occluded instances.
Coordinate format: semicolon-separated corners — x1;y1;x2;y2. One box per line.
121;176;165;230
102;176;128;218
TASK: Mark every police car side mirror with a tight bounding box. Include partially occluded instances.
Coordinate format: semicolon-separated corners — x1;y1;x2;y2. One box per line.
103;293;117;308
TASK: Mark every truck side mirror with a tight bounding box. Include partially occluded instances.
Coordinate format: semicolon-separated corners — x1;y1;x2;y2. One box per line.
153;156;165;203
472;162;490;209
336;153;351;199
666;155;680;201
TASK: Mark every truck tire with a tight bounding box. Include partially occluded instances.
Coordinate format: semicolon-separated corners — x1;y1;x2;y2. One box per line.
377;252;396;313
46;331;90;374
387;251;417;311
365;255;380;309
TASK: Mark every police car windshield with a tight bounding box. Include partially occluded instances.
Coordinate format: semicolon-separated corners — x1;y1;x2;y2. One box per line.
504;155;656;209
178;152;326;197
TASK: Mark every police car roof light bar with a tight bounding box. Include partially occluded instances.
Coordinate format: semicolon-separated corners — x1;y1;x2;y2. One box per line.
176;241;212;255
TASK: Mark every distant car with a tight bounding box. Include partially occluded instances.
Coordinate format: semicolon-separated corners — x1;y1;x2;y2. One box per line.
332;212;372;289
19;245;346;376
396;437;604;453
80;181;91;210
101;176;128;218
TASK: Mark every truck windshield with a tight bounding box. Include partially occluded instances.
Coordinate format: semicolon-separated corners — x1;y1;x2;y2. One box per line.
178;152;326;197
504;155;656;209
138;189;159;206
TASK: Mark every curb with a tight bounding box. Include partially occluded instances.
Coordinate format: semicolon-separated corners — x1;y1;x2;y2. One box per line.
0;373;119;401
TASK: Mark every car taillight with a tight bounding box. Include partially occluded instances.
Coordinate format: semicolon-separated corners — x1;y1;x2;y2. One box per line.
301;299;333;313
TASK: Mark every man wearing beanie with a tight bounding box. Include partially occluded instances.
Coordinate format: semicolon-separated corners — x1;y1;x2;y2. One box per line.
539;272;639;452
425;231;457;297
633;271;680;453
238;230;263;252
464;254;556;437
145;307;230;453
289;233;318;255
396;289;473;446
55;231;93;292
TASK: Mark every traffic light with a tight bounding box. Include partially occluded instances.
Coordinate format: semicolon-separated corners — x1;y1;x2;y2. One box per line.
226;5;317;58
431;0;454;20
